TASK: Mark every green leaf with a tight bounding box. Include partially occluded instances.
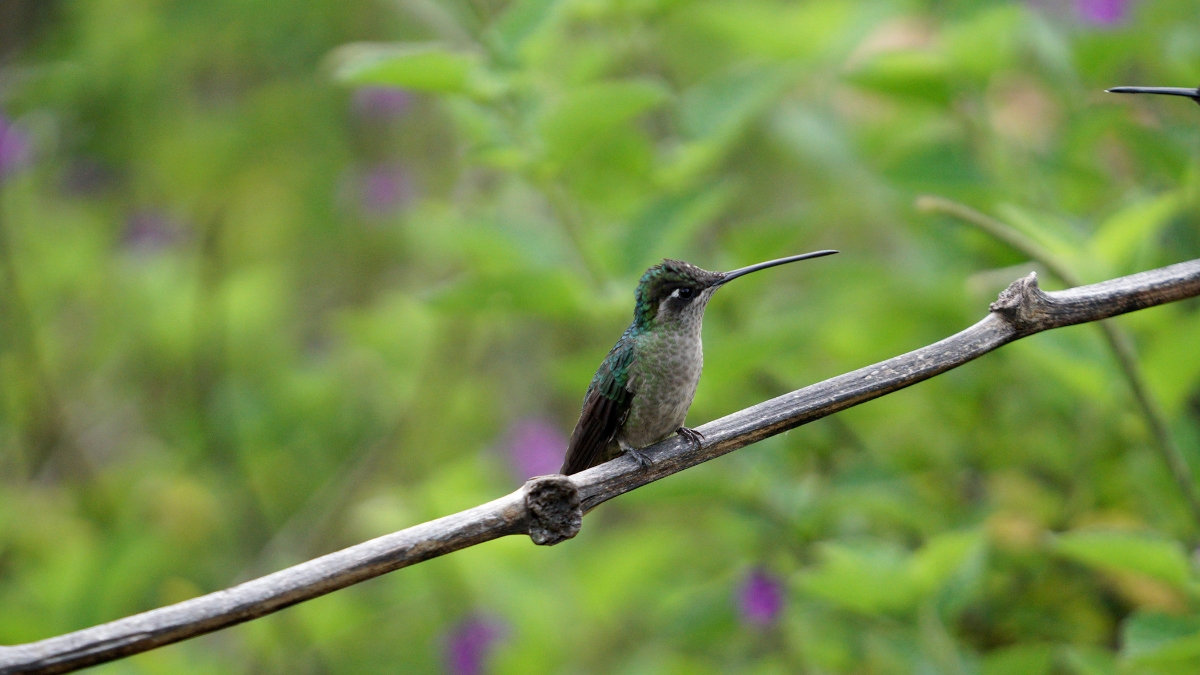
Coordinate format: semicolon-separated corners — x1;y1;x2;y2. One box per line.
660;64;791;186
1089;192;1181;271
981;644;1055;675
909;529;985;594
332;42;479;93
492;0;562;56
430;268;587;320
799;543;918;615
1054;530;1191;588
538;80;669;164
1143;310;1200;416
942;6;1026;83
622;182;739;272
1121;612;1200;664
993;203;1085;270
1060;646;1117;675
688;0;859;62
844;51;951;105
679;65;792;141
770;103;860;174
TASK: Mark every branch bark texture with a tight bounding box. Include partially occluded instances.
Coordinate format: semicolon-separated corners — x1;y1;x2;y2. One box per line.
3;259;1200;675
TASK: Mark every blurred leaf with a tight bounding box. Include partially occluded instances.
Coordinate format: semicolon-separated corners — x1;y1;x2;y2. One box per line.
491;0;561;57
338;293;436;408
448;98;526;164
679;65;791;141
909;528;985;595
942;6;1026;83
656;140;726;190
1089;192;1181;271
800;543;921;615
622;182;738;272
332;42;480;93
538;80;668;165
771;103;865;176
658;65;792;187
1121;612;1200;664
430;268;587;319
993;204;1086;269
1026;12;1077;84
688;0;859;62
845;51;951;104
1142;310;1200;415
800;535;981;616
1054;530;1191;589
1061;645;1117;675
980;643;1054;675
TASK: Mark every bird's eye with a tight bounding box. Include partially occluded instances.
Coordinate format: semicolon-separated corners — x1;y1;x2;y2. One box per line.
676;287;694;300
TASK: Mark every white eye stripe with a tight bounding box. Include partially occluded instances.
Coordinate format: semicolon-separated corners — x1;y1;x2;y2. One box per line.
670;288;681;298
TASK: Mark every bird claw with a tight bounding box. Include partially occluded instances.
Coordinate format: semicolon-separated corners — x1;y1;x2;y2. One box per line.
623;428;704;470
625;447;653;469
677;426;705;451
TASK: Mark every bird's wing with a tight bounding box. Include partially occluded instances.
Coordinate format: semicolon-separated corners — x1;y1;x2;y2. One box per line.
559;337;635;475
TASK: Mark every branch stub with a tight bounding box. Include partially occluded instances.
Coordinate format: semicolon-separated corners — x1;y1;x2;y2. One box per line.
524;475;582;546
990;272;1051;331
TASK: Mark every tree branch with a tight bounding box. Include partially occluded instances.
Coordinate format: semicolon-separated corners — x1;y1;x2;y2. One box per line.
3;259;1200;675
916;195;1200;528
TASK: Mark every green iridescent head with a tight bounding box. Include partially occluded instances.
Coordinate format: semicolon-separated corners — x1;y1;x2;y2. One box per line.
631;250;837;329
633;260;721;328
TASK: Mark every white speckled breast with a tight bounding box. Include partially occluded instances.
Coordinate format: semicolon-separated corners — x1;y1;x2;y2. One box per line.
619;321;704;449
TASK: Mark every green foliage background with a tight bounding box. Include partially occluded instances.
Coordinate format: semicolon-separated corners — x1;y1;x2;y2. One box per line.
3;0;1200;673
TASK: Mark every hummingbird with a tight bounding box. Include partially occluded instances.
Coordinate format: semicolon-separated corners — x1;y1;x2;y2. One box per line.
1107;85;1200;105
559;249;838;475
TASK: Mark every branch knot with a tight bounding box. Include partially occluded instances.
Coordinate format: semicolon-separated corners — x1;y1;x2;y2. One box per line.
524;475;582;546
990;272;1051;332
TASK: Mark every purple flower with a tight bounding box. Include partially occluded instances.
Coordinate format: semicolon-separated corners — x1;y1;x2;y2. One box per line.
358;163;412;216
738;568;785;626
0;115;32;180
1075;0;1128;25
353;87;414;119
124;211;182;251
443;614;505;675
504;419;567;480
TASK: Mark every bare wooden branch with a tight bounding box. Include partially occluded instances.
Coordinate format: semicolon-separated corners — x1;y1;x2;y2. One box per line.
3;259;1200;675
916;195;1200;527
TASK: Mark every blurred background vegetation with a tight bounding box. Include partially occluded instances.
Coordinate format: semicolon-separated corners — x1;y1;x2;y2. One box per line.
2;0;1200;673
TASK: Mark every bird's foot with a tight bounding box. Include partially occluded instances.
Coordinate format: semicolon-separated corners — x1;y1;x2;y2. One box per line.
677;426;705;451
624;446;653;470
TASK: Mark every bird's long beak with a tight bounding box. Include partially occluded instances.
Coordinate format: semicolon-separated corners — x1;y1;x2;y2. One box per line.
1107;86;1200;105
713;249;838;287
